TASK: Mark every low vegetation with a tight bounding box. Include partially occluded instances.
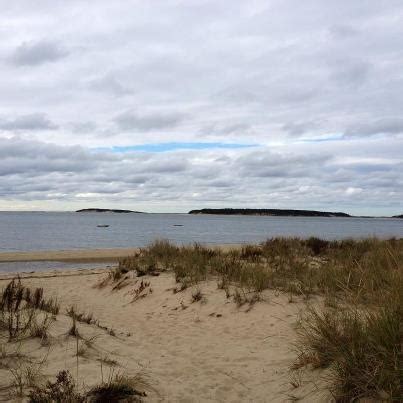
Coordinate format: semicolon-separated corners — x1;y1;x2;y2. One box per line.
117;237;402;304
295;304;401;401
28;370;85;403
0;278;60;340
66;305;98;325
0;278;140;401
28;369;147;402
87;372;147;402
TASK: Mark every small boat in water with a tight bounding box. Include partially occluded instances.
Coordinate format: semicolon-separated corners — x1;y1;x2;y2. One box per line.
97;224;110;228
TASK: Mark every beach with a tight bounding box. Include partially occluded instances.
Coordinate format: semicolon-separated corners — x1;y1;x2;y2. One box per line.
0;248;140;264
0;266;327;402
0;239;400;402
0;245;330;402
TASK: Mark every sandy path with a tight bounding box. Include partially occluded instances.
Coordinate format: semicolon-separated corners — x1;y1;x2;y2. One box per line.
0;269;328;402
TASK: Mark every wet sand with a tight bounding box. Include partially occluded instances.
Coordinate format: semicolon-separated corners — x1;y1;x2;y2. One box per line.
0;248;140;263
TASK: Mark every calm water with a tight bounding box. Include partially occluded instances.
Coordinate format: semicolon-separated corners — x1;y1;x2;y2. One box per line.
0;212;402;252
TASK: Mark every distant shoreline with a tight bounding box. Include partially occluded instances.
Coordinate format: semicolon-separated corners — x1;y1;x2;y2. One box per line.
188;208;351;217
76;208;145;213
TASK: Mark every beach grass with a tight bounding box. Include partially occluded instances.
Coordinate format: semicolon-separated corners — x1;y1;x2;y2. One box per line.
116;236;403;401
117;237;402;303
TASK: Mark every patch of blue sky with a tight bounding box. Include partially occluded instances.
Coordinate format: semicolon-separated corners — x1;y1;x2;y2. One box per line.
95;142;258;153
297;134;344;143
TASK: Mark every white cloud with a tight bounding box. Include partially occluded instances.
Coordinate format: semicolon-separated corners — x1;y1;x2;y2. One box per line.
0;1;402;214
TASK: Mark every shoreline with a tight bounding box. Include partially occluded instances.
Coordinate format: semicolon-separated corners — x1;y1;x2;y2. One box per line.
0;266;107;282
0;243;243;264
0;247;140;263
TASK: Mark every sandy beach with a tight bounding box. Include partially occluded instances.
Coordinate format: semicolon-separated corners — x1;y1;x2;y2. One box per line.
0;248;140;263
2;238;399;402
0;249;328;402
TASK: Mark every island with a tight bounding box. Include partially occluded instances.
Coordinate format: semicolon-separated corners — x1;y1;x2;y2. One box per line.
188;208;351;217
76;208;144;213
392;214;403;218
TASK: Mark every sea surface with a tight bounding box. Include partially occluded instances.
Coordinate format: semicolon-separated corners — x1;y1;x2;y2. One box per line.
0;211;402;252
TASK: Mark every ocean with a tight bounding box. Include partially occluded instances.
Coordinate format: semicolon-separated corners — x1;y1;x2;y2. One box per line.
0;211;402;252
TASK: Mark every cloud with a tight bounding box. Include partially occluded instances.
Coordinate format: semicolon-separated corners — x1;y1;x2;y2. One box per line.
87;73;133;96
345;118;403;137
10;40;68;66
0;1;402;214
0;113;58;132
114;111;186;132
0;136;401;215
103;142;256;152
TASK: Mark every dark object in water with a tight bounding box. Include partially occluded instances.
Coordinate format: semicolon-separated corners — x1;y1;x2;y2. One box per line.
97;224;110;228
173;224;183;227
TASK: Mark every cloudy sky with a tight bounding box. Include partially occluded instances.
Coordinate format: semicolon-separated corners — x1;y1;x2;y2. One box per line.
0;0;402;215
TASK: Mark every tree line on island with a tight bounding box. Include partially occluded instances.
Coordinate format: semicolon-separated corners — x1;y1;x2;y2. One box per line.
75;208;402;218
188;208;351;217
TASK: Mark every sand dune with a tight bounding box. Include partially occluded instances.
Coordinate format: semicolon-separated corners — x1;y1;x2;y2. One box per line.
0;267;329;402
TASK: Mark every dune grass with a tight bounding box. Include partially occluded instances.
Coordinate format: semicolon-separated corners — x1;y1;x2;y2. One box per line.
0;278;60;340
116;237;403;401
117;237;402;303
295;301;401;401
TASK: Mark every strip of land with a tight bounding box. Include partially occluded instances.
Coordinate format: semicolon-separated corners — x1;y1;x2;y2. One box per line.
188;208;351;217
0;248;139;263
0;244;243;263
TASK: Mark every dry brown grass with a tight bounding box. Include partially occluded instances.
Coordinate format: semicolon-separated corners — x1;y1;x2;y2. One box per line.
0;278;59;340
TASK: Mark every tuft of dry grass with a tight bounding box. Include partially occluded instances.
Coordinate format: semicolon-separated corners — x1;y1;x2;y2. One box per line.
87;371;147;402
68;315;80;338
0;278;59;340
28;369;85;403
294;300;402;401
190;287;204;303
66;305;98;325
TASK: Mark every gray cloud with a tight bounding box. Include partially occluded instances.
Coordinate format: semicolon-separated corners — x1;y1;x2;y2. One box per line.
0;136;401;215
346;118;403;137
0;114;58;132
114;111;186;132
87;73;133;96
10;40;68;66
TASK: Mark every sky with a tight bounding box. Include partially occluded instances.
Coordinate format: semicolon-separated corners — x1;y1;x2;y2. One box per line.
0;0;402;215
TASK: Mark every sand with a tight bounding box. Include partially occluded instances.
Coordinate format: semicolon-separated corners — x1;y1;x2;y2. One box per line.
0;244;331;402
0;248;140;263
0;270;330;402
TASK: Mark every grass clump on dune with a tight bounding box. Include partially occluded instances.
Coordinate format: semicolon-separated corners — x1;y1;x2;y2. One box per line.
87;372;147;402
28;370;85;403
27;369;147;402
295;300;402;401
0;278;59;340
